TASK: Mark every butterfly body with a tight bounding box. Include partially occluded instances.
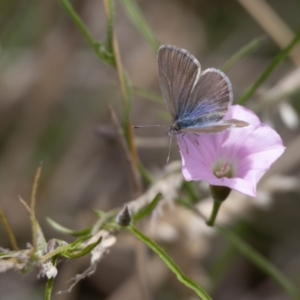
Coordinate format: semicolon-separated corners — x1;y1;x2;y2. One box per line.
168;112;226;136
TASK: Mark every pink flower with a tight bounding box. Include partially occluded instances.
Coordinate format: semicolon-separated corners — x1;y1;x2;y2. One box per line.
177;105;285;197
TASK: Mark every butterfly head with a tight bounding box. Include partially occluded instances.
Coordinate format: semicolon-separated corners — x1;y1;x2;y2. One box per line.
167;123;180;137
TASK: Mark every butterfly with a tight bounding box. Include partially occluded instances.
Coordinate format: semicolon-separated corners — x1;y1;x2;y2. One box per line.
134;45;248;162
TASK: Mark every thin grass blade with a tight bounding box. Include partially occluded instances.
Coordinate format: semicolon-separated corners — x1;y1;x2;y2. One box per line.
238;29;300;104
217;225;300;300
121;0;160;53
221;36;266;72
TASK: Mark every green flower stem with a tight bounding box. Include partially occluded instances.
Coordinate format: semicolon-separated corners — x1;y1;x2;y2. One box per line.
44;276;54;300
44;256;58;300
44;278;54;300
207;185;231;226
206;200;222;227
129;226;212;300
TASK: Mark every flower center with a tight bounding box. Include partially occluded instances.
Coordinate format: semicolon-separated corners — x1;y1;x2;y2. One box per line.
213;160;235;178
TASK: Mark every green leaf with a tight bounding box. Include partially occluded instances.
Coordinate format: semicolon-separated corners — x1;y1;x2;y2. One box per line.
30;164;47;255
0;206;19;251
121;0;160;53
68;235;92;250
221;36;266;73
133;193;162;222
93;210;106;218
0;253;16;259
238;29;300;104
34;223;47;255
63;237;102;259
47;217;91;237
217;225;300;300
129;226;212;300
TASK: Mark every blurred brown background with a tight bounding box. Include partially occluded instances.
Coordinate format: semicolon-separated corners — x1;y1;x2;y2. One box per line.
1;0;300;299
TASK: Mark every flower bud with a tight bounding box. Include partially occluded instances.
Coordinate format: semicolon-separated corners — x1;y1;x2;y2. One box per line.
116;206;132;227
209;185;231;203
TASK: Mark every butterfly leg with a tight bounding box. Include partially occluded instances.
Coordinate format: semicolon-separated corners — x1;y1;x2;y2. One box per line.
181;133;189;154
193;133;200;145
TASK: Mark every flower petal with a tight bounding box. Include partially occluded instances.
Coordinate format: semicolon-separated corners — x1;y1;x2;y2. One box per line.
225;105;261;127
178;105;285;198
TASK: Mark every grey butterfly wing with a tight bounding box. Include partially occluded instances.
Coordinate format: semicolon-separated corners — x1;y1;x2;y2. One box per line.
180;68;232;120
157;45;201;120
178;68;248;132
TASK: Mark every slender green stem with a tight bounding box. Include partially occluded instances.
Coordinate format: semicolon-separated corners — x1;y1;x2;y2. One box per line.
44;277;54;300
207;185;231;226
61;0;141;188
59;0;114;65
40;244;70;263
238;29;300;104
123;72;134;141
44;257;58;300
103;0;140;182
129;226;212;300
206;200;222;227
105;0;114;53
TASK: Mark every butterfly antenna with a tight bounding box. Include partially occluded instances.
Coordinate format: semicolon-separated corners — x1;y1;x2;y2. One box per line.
133;125;169;129
166;134;173;164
